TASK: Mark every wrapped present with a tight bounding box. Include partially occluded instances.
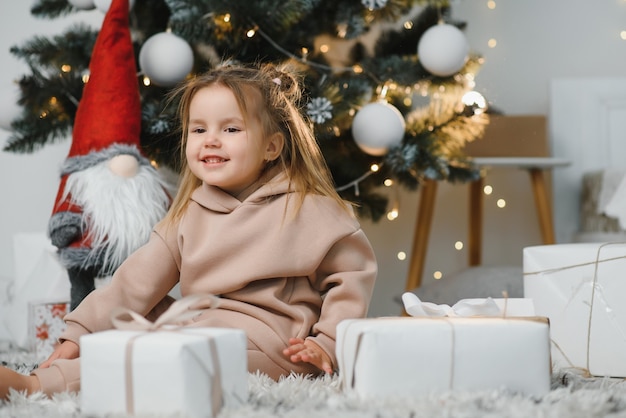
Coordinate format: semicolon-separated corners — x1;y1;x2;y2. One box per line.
2;233;70;348
28;299;69;362
336;316;551;398
524;242;626;377
80;295;248;418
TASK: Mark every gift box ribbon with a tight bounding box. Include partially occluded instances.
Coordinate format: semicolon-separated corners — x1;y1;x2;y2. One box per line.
524;242;626;375
395;293;541;390
110;294;222;416
401;293;504;318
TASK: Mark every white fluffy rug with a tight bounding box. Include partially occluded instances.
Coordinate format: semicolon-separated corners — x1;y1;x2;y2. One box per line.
2;343;626;418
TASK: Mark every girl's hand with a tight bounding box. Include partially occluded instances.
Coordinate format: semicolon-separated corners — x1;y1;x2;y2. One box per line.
283;337;333;374
39;340;80;369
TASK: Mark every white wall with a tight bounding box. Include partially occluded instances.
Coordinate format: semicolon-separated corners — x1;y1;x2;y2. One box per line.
0;4;103;284
1;1;626;317
452;0;626;115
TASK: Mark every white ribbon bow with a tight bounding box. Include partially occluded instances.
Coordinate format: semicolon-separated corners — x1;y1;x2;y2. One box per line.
402;292;503;317
111;293;220;330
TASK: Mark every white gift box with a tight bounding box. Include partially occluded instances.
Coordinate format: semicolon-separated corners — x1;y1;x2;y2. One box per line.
80;327;248;417
28;299;69;363
2;233;70;348
524;242;626;377
336;317;551;398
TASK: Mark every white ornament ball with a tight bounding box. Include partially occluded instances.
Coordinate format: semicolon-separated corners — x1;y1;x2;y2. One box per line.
0;84;22;131
94;0;135;13
139;32;194;87
351;101;405;156
417;23;469;77
68;0;96;10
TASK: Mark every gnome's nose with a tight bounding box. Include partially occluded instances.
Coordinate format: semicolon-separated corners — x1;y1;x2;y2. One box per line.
108;154;140;178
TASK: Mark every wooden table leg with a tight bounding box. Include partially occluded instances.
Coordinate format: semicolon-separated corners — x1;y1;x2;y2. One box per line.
468;177;484;266
405;179;438;292
528;168;556;244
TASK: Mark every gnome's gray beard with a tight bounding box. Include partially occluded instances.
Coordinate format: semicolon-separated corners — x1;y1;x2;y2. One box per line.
62;159;171;274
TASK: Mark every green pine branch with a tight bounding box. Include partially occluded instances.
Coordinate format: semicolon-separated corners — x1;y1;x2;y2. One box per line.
30;0;74;19
4;0;490;221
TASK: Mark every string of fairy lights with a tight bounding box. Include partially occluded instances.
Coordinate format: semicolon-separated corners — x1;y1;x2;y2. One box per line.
4;0;494;288
134;4;488;206
419;0;502;283
7;1;489;217
135;3;492;284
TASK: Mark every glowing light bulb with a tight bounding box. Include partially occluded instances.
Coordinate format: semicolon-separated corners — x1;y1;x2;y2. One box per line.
384;179;394;187
397;251;406;261
497;199;506;208
462;91;488;114
370;164;380;172
488;38;497;48
142;76;151;86
487;0;496;9
433;271;443;280
246;28;256;38
483;185;493;195
454;241;464;250
387;210;398;221
61;64;71;72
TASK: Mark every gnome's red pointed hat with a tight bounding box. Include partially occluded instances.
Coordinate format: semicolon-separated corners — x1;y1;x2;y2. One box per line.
61;0;148;175
49;0;171;279
48;0;156;256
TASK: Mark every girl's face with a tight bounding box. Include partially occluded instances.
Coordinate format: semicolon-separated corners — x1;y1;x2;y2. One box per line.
185;84;281;200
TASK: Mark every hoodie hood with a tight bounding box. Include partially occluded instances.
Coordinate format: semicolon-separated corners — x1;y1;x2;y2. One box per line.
190;171;294;213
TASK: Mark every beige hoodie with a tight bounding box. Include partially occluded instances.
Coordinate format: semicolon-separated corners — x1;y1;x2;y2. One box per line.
59;172;377;377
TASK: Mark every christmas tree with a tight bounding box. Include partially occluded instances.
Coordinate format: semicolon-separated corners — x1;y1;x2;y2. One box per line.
4;0;489;221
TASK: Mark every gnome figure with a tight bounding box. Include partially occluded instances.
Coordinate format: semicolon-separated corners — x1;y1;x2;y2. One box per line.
48;0;171;310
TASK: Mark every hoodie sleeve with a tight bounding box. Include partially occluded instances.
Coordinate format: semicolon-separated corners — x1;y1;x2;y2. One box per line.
59;222;181;345
306;226;377;368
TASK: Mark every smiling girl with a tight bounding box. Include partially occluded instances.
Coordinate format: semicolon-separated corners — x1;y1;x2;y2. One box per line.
0;62;377;398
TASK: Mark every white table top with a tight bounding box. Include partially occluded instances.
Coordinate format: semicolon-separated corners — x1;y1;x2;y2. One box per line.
470;157;571;169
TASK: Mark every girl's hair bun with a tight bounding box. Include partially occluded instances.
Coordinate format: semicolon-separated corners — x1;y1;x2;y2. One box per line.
263;62;302;102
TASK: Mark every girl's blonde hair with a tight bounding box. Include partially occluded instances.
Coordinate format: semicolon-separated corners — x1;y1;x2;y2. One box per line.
163;61;349;225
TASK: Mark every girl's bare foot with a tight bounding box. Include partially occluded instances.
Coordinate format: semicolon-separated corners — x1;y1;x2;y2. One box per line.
0;366;40;400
